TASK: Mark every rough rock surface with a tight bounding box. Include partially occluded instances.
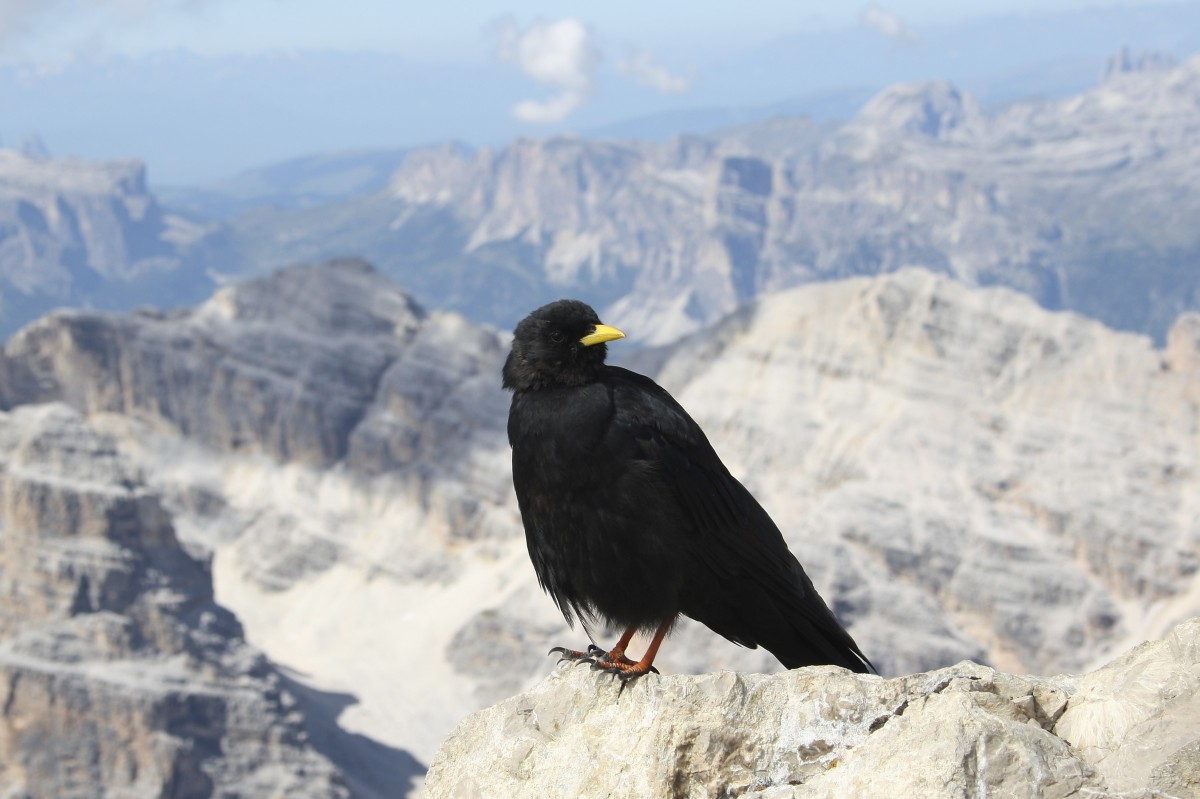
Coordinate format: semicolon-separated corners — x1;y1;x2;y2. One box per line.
0;258;518;769
426;617;1200;799
0;149;212;338
0;403;359;798
0;261;1196;779
640;268;1200;679
210;55;1200;346
1;256;507;479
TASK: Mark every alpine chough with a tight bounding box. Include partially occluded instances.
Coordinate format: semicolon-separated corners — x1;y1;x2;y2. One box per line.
503;299;872;680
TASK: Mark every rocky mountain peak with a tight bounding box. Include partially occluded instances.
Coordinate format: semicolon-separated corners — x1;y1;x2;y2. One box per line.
0;148;147;196
847;80;983;144
1166;311;1200;373
0;402;353;798
0;149;210;339
200;257;426;339
1102;46;1179;82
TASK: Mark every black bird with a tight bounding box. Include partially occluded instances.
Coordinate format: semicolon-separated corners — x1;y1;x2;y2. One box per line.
503;299;872;680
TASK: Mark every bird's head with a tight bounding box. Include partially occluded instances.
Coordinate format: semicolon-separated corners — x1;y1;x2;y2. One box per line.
502;300;626;391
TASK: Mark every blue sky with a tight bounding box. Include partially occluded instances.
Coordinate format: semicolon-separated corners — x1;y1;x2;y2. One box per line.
2;1;1198;183
1;0;1187;66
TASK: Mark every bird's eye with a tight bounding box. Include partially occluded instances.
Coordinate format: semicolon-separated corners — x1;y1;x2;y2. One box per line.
549;330;566;344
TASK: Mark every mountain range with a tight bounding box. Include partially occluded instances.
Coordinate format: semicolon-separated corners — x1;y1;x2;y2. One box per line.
4;3;1199;183
0;258;1196;795
4;51;1195;348
1;42;1199;797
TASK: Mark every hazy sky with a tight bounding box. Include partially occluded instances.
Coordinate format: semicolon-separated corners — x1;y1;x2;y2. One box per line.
0;0;1188;66
2;0;1197;182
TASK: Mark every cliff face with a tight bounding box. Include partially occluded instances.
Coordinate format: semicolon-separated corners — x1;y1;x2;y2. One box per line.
0;150;212;338
0;260;1196;780
425;617;1200;799
2;257;507;476
639;270;1200;679
367;56;1200;344
0;403;353;798
0;258;520;770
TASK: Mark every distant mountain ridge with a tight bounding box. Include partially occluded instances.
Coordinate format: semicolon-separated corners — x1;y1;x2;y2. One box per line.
0;150;214;339
193;54;1200;346
4;54;1198;348
157;147;419;221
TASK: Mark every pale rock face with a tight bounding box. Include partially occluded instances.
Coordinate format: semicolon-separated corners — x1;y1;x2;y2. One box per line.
4;257;504;476
0;403;353;799
425;617;1200;799
1166;312;1200;373
1;261;1197;783
1057;617;1200;795
0;259;520;767
836;79;985;153
0;149;209;337
647;269;1199;678
374;56;1200;345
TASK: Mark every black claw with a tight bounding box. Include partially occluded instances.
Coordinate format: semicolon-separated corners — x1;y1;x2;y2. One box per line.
549;645;604;666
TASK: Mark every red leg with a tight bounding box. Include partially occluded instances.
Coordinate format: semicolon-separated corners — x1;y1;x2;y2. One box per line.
592;616;674;681
548;617;674;679
602;625;639;665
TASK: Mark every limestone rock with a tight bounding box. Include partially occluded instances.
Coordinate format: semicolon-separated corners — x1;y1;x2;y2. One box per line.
0;259;519;768
425;618;1200;799
0;403;355;798
641;268;1200;679
2;262;1197;776
0;149;211;338
232;55;1200;345
2;257;508;478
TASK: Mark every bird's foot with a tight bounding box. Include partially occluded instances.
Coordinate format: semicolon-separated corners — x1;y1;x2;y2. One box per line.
589;652;659;680
547;645;658;680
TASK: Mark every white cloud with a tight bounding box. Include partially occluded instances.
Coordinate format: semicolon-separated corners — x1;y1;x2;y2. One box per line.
494;17;599;124
860;5;918;44
617;50;690;94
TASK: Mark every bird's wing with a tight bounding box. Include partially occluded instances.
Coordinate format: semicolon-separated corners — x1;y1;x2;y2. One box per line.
605;366;870;671
606;367;801;585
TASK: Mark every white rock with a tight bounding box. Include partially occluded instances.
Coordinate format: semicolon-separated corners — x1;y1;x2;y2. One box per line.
426;618;1200;799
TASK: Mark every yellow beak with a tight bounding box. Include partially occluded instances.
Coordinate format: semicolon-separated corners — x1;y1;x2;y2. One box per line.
580;323;626;347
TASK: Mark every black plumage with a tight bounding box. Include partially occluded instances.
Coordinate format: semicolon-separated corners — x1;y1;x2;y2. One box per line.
503;299;871;679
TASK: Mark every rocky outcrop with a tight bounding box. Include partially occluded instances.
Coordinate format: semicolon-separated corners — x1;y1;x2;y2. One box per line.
425;617;1200;799
2;257;508;477
0;403;354;798
365;54;1200;344
640;269;1200;679
0;262;1195;779
0;149;212;338
0;259;520;772
1103;47;1178;81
